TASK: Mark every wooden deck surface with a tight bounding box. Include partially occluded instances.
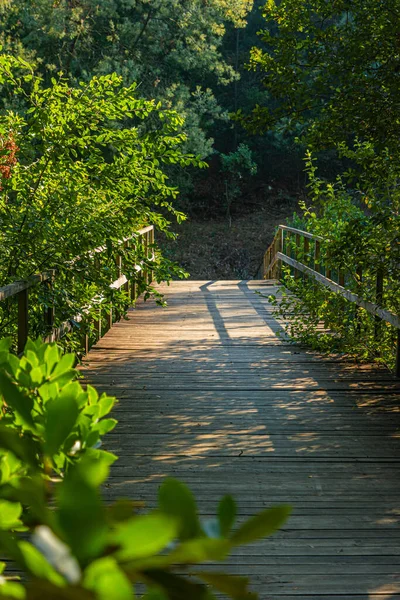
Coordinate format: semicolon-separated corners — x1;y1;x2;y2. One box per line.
81;280;400;599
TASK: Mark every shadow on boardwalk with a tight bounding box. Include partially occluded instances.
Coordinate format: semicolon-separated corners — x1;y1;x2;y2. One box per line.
81;280;400;600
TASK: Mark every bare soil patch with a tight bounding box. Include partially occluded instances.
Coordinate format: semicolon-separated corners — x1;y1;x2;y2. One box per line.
159;196;300;280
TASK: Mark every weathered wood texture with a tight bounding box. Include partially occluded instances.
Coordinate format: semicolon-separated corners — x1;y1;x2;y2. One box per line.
81;280;400;599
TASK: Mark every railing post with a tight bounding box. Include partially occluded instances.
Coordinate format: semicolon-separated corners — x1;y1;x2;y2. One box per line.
94;307;102;340
44;277;55;334
116;253;122;278
304;237;310;272
17;288;28;354
277;227;283;280
82;331;89;355
326;248;332;280
123;241;130;300
131;280;137;302
355;266;363;333
314;240;320;273
107;307;113;331
148;228;154;284
143;231;148;284
295;233;301;279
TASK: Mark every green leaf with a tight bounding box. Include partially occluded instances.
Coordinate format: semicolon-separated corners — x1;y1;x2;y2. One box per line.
9;477;49;524
74;455;112;488
56;463;108;562
85;448;118;469
0;581;26;599
113;513;177;561
51;353;75;377
0;501;22;530
0;426;39;469
196;573;254;599
44;344;61;377
18;541;65;586
158;478;201;540
141;570;207;600
92;418;117;435
44;392;79;457
0;531;26;568
230;505;291;546
97;395;115;417
107;499;138;524
83;557;133;600
217;495;236;537
129;538;230;571
0;372;34;429
25;580;94;600
141;590;167;600
0;339;12;353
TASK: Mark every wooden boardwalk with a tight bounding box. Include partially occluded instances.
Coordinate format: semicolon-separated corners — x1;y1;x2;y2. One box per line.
81;280;400;600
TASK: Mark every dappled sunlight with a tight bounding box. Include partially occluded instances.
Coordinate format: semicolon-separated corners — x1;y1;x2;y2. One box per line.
368;584;400;599
84;280;400;598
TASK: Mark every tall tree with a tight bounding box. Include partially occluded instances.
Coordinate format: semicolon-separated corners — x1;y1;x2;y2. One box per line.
0;0;253;157
246;0;400;153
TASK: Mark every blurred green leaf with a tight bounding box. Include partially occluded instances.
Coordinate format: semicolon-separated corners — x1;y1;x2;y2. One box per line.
230;505;291;546
25;580;94;600
44;393;79;457
56;463;108;563
0;581;26;599
107;499;140;524
0;501;22;530
18;541;65;585
113;513;177;561
84;557;133;600
92;419;117;436
8;477;49;524
218;496;236;537
0;373;34;429
142;570;207;600
158;478;201;541
141;590;168;600
196;572;255;599
130;538;230;571
0;427;39;469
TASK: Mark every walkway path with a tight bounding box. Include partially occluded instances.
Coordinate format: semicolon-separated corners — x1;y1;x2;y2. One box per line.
81;280;400;599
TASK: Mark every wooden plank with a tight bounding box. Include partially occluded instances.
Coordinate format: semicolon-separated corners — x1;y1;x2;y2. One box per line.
81;280;400;598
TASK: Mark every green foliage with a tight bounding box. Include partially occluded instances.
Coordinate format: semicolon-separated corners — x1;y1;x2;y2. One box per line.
0;339;291;600
268;155;400;368
220;143;257;222
0;53;207;346
246;0;400;149
0;0;253;160
248;1;400;369
0;337;117;476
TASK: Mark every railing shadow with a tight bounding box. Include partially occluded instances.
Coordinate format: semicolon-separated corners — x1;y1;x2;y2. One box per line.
82;280;400;599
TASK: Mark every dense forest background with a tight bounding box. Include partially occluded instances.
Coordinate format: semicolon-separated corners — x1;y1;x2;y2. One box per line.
0;0;306;279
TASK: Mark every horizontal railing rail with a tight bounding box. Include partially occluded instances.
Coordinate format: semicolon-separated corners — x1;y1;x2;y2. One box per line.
258;225;400;377
0;225;154;354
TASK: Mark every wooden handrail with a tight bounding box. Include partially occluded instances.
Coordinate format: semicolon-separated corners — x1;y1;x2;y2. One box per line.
0;271;55;301
0;226;154;354
279;225;324;242
259;225;400;377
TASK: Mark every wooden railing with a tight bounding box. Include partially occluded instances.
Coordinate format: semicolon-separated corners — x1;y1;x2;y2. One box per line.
0;225;154;354
258;225;400;377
